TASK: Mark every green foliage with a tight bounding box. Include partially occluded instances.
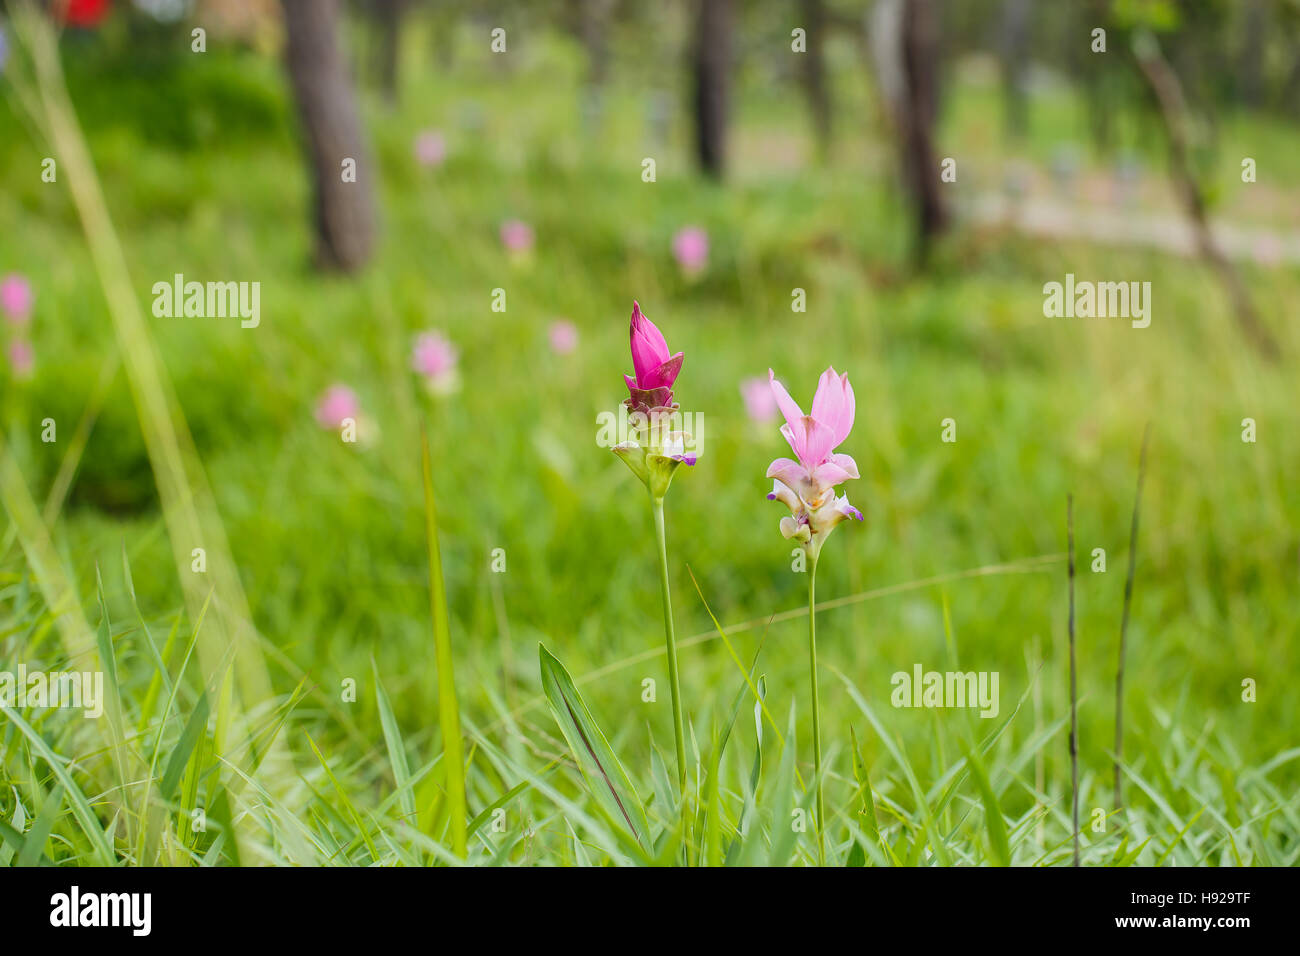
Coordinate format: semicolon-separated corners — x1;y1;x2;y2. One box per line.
0;13;1296;866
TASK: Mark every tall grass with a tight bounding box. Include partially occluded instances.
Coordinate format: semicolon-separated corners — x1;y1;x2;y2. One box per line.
0;9;1296;866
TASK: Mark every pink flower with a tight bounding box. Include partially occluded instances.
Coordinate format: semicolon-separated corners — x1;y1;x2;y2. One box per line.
612;299;697;495
623;300;683;415
548;319;578;355
500;219;534;255
672;227;708;275
412;331;459;392
315;384;359;429
765;367;862;552
1;274;33;324
414;130;447;167
7;340;34;379
739;376;777;423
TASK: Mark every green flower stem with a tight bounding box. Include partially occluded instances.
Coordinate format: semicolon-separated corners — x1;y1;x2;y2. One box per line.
651;494;688;792
808;552;825;865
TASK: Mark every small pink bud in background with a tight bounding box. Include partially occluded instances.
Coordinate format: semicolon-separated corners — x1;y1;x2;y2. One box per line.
548;319;578;355
412;331;459;393
740;376;777;423
500;219;535;255
1;274;33;324
315;384;359;429
672;226;708;276
7;340;34;379
414;130;447;167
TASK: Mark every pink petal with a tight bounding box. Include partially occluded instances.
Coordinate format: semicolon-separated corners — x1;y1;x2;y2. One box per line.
827;452;859;479
787;415;835;468
811;366;854;446
765;457;809;492
767;369;804;429
629;301;670;381
810;460;853;489
639;352;683;390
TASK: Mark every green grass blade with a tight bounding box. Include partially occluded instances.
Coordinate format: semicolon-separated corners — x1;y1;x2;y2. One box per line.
0;705;114;865
421;425;467;857
160;693;210;802
538;642;650;850
372;660;417;826
964;744;1010;866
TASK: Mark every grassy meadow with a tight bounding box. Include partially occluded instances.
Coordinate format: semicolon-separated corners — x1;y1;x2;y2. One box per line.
0;17;1297;866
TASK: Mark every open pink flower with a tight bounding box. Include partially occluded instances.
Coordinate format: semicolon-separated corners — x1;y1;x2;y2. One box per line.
672;227;708;275
549;319;578;355
766;367;858;508
500;219;534;255
1;274;33;324
765;368;862;556
414;130;446;167
623;300;683;415
315;384;359;429
740;376;777;423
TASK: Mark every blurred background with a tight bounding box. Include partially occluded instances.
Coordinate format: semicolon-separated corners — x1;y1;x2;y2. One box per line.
0;0;1297;863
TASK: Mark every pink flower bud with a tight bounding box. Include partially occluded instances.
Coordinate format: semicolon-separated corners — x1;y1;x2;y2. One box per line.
414;130;447;167
1;274;33;324
315;384;359;429
548;319;578;355
672;227;708;275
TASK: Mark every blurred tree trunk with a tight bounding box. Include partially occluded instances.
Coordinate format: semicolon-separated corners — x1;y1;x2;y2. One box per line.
373;0;408;105
898;0;947;264
282;0;376;272
576;0;615;86
999;0;1029;139
692;0;731;178
1135;36;1278;360
1238;0;1267;109
800;0;832;160
1074;0;1112;152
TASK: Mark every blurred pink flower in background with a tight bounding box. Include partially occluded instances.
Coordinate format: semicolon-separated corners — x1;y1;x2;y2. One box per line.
548;319;578;355
414;130;447;167
672;226;708;276
315;384;359;429
412;331;460;393
1;274;33;324
500;219;535;256
739;376;777;423
7;340;34;379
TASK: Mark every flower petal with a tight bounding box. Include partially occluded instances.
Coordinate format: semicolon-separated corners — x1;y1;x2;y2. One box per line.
766;479;801;512
768;369;804;429
811;366;855;447
810;461;853;489
640;351;683;390
780;515;811;542
834;495;864;522
787;415;835;468
827;452;859;479
765;457;809;492
629;301;670;381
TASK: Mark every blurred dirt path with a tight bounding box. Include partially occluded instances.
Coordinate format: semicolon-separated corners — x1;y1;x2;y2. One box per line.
965;193;1300;265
